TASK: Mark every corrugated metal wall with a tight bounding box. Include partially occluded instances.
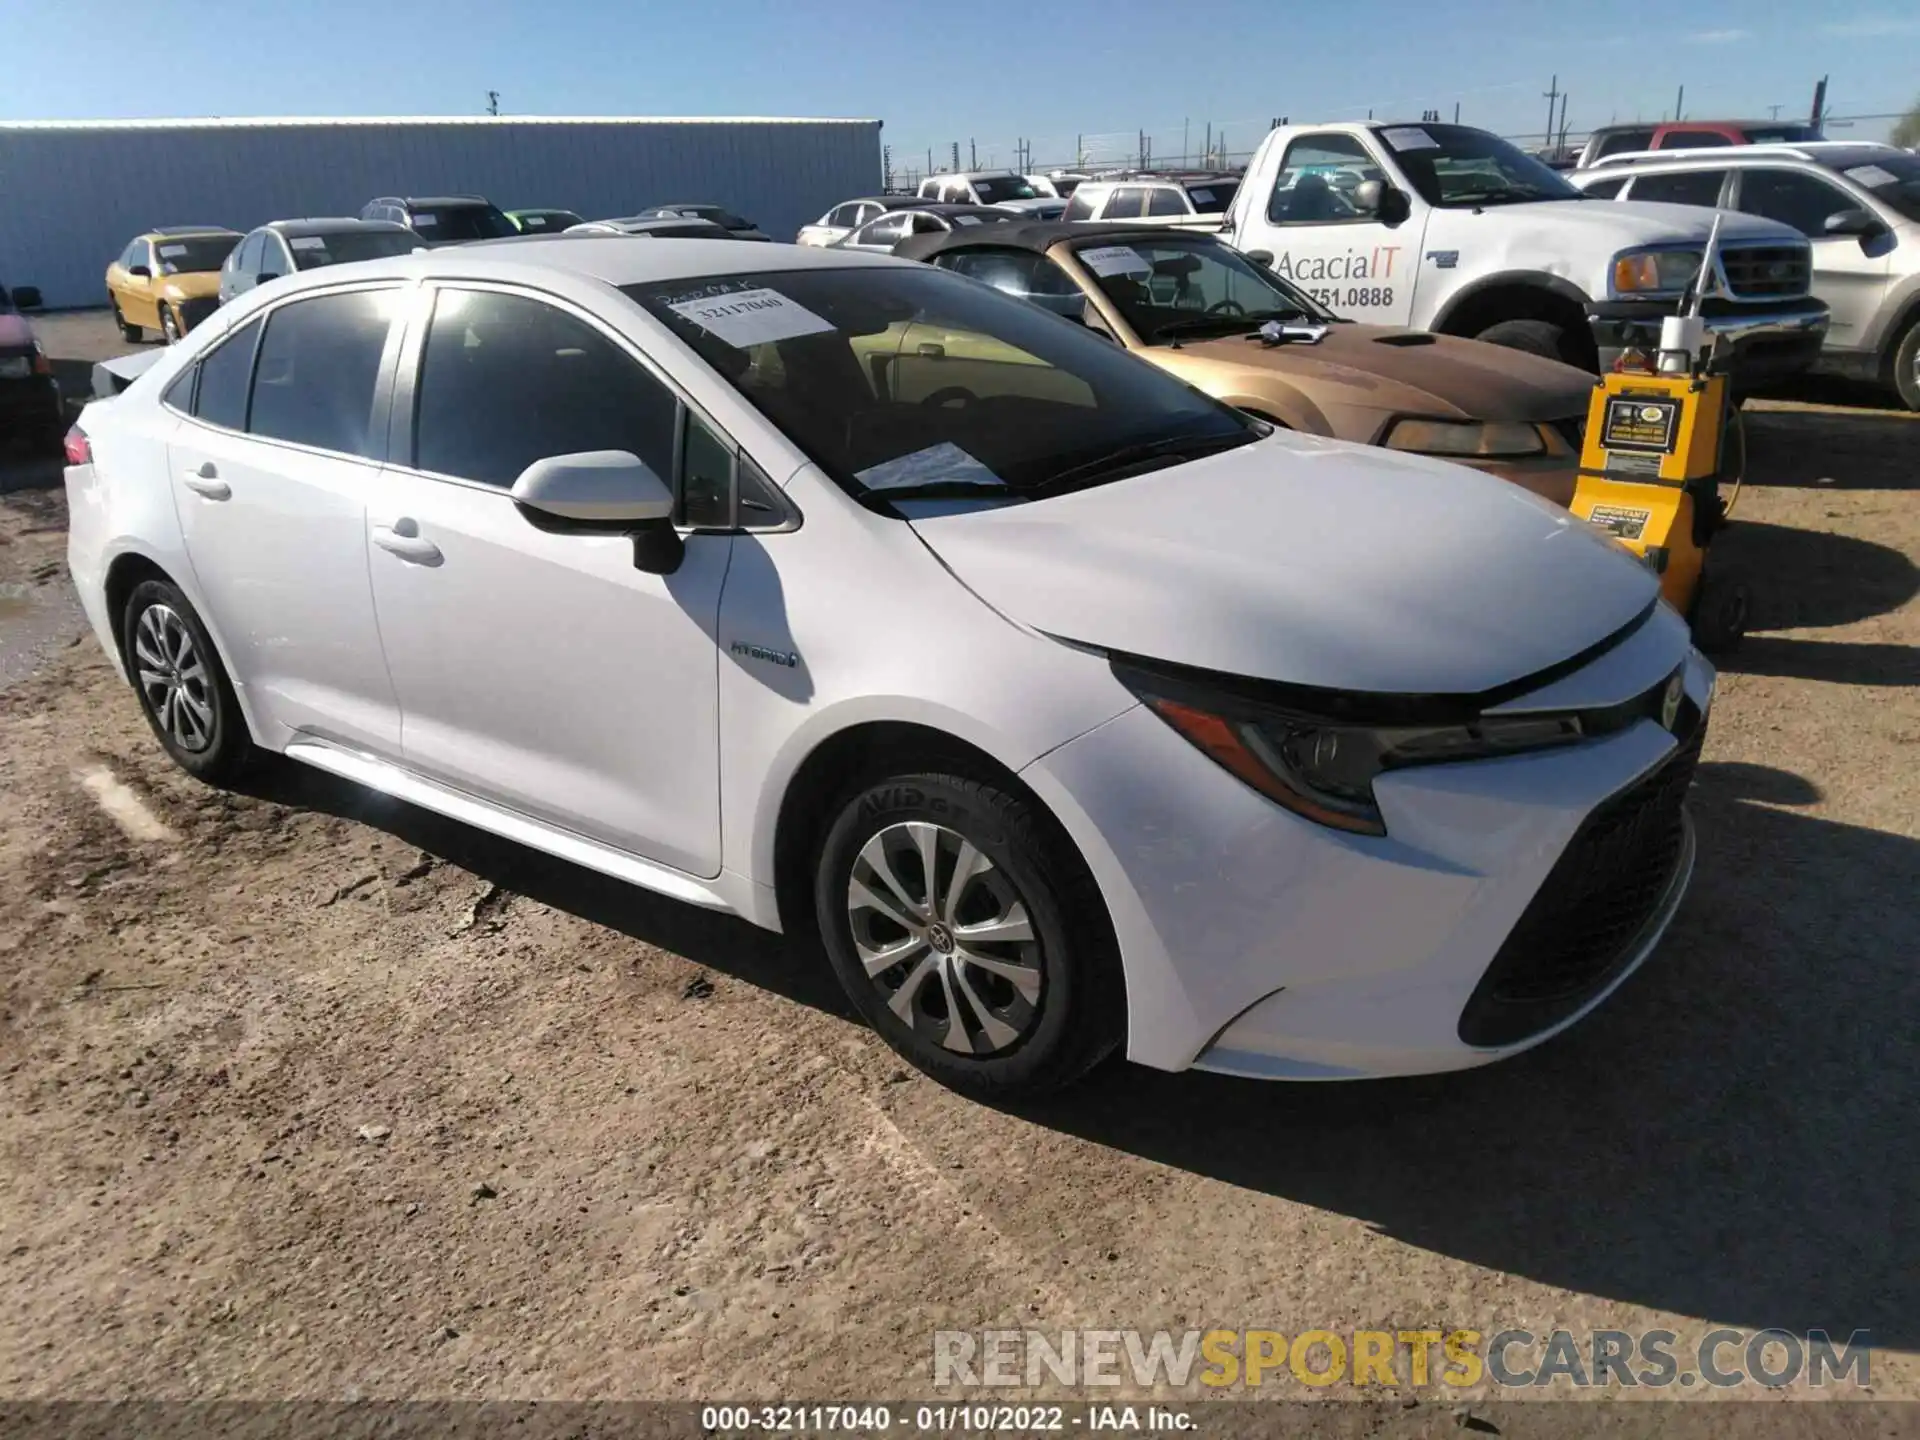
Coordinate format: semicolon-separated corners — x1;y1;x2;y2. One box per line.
0;118;882;308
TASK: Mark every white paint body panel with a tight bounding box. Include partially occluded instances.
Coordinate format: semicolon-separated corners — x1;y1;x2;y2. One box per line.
63;236;1713;1084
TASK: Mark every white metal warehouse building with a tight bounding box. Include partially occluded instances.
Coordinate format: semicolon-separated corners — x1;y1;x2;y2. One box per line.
0;115;883;309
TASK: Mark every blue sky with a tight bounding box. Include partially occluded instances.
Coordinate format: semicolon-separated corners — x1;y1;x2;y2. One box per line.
6;0;1914;163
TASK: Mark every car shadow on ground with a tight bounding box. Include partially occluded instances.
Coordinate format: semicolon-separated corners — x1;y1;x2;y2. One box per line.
1012;758;1919;1348
1741;404;1920;492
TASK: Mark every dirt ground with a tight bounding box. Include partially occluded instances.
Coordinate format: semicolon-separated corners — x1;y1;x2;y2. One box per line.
0;313;1914;1409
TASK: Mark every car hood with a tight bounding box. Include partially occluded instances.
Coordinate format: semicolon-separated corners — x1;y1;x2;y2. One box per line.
159;272;223;301
908;434;1657;695
1156;323;1593;423
1492;197;1802;247
0;313;33;350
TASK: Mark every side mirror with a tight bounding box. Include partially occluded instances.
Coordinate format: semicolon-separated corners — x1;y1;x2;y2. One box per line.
510;450;683;573
1244;250;1275;267
1822;207;1883;240
128;265;152;279
1352;180;1411;225
11;286;41;310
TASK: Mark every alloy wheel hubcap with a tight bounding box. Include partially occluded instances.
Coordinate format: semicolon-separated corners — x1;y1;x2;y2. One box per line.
133;604;214;752
846;821;1043;1056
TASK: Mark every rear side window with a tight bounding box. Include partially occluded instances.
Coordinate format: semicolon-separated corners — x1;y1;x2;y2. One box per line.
193;318;261;431
1062;191;1098;221
412;288;677;488
247;290;396;458
1107;187;1150;218
1595;129;1654;159
1146;188;1188;217
1628;170;1727;207
1659;131;1733;150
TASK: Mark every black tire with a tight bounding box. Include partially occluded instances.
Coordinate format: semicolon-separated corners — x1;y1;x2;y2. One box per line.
1474;317;1576;364
814;769;1123;1098
120;578;255;783
1689;571;1750;654
159;304;182;345
1891;316;1920;413
111;298;142;342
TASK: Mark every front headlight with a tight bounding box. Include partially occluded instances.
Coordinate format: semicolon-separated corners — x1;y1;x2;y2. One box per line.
1119;667;1585;836
1383;419;1547;459
1611;247;1703;298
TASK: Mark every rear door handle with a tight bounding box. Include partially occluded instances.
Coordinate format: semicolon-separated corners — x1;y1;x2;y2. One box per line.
372;522;443;567
181;462;230;500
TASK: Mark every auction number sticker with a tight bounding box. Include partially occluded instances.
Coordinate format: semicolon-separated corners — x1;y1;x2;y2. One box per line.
667;287;835;347
1381;125;1440;150
290;236;328;251
1079;245;1151;277
1584;504;1652;540
157;245;189;258
1600;397;1679;455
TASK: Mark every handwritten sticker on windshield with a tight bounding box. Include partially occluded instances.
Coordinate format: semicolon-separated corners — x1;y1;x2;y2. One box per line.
411;213;437;227
1844;164;1898;188
856;442;1005;493
954;215;982;226
157;245;189;258
289;236;328;251
1381;126;1440;151
1079;245;1152;278
1189;189;1215;204
667;287;836;348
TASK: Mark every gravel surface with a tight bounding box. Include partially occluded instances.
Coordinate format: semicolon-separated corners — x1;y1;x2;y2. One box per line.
0;313;1914;1407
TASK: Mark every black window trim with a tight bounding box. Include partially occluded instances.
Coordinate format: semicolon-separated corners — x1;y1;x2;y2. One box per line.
1621;167;1734;209
172;280;408;462
1267;131;1390;227
385;278;798;535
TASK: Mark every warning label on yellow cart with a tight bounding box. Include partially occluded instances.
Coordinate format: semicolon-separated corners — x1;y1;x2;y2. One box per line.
1600;397;1680;454
1584;504;1652;540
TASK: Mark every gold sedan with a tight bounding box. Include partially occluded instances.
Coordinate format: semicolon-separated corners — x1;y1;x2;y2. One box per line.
106;228;241;343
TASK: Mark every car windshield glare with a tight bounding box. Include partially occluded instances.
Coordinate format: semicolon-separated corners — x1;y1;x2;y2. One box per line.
153;236;240;274
623;266;1253;505
1839;153;1920;223
1074;236;1332;341
411;205;517;242
972;176;1041;204
1379;124;1583;207
288;231;421;269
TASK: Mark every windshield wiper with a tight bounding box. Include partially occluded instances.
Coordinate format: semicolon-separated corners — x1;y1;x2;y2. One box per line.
1151;308;1309;343
1031;430;1252;497
1447;186;1551;207
857;480;1020;510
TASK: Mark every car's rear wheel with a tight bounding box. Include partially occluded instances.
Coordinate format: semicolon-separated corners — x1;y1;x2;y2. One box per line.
120;579;255;783
111;298;141;342
1891;316;1920;413
160;305;182;344
814;770;1122;1098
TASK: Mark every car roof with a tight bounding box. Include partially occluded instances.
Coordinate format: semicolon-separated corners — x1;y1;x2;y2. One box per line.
894;220;1222;263
396;195;494;208
1583;142;1903;172
143;226;240;239
508;207;581;216
264;217;412;235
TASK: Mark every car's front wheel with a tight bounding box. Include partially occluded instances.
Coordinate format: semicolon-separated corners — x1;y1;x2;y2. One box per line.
120;579;255;783
160;305;182;344
815;770;1122;1098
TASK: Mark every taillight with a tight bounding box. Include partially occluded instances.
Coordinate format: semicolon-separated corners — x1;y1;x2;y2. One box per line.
63;425;92;466
32;350;51;376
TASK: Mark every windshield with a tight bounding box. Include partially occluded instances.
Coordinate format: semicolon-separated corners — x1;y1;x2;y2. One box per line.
1072;235;1331;343
1746;124;1823;144
153;236;239;274
288;230;421;270
972;175;1041;204
409;204;517;242
1838;153;1920;223
1184;181;1239;213
516;210;584;232
1377;123;1584;207
623;266;1253;505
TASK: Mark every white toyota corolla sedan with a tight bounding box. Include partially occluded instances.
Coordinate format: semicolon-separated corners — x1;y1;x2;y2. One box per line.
64;236;1713;1098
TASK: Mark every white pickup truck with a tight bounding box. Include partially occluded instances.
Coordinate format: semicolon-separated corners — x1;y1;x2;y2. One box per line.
1221;120;1830;383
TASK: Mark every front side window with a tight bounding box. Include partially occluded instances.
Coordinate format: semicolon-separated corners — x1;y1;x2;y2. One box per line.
1061;191;1098;221
233;232;264;275
1145;188;1189;217
853;214;910;247
1069;235;1330;344
1736;169;1857;235
624;265;1254;508
407;204;516;243
1628;170;1727;208
247;289;398;458
827;203;861;228
120;240;149;271
1268;134;1383;223
1185;181;1237;213
194;318;262;431
412;288;677;488
256;234;289;279
153;236;239;276
1377;124;1582;208
1106;186;1150;219
679;410;736;528
970;175;1040;204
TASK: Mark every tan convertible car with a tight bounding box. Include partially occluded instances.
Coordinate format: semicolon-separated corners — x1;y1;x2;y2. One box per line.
105;227;241;344
897;222;1592;506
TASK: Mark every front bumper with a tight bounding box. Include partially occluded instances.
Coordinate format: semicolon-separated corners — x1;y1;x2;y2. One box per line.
1588;296;1828;386
1022;603;1714;1079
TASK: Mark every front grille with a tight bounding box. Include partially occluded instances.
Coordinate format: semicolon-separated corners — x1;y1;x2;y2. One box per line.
177;296;220;333
1718;244;1810;299
1457;709;1703;1048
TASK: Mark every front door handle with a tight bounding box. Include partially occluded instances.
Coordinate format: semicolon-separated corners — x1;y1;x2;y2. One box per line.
372;521;443;567
181;462;230;500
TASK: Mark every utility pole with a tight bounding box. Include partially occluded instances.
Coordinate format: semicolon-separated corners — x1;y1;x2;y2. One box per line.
486;90;499;116
1204;121;1212;166
1556;92;1570;152
926;146;933;177
883;145;893;190
1768;103;1782;120
1543;73;1560;144
1674;84;1685;122
1183;117;1190;165
951;140;960;172
1453;101;1460;123
1810;75;1828;127
969;137;977;169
